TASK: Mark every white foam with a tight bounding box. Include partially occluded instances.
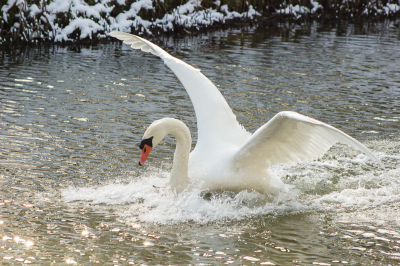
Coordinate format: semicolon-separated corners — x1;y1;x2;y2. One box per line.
62;147;400;225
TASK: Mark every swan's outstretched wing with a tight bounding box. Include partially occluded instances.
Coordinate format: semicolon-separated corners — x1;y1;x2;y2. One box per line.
233;111;383;168
109;32;249;146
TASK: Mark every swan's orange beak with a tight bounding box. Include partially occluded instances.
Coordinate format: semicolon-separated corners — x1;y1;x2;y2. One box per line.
139;144;152;166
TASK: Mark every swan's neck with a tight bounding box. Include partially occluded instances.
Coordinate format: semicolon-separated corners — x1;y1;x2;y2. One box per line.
167;121;192;193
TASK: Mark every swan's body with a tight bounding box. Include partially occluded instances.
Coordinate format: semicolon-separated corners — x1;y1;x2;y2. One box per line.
110;31;383;194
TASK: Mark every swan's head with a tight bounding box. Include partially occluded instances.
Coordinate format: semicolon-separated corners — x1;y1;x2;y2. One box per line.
138;119;168;166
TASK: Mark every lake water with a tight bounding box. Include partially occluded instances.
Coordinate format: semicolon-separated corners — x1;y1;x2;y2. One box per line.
1;21;400;265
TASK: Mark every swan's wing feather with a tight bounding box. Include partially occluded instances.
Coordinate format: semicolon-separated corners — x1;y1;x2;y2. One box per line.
233;111;383;168
109;31;249;146
110;31;158;55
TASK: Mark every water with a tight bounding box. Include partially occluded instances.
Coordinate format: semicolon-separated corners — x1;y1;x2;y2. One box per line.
1;21;400;265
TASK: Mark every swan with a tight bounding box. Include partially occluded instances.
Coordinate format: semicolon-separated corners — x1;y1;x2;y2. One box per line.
110;32;384;194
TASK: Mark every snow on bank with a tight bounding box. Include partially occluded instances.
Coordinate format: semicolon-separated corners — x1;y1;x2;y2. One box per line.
276;1;400;19
275;0;322;19
0;0;261;42
1;0;400;43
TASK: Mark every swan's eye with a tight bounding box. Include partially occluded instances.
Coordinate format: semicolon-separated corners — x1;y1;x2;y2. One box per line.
139;136;154;150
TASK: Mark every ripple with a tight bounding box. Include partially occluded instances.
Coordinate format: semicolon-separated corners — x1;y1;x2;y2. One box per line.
0;23;399;265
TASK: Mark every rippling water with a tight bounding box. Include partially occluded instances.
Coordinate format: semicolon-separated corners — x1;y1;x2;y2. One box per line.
1;22;400;265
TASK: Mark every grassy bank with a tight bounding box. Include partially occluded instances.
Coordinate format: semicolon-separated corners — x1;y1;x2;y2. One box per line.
1;0;399;46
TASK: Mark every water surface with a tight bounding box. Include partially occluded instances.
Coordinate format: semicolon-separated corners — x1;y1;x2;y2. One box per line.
1;22;400;265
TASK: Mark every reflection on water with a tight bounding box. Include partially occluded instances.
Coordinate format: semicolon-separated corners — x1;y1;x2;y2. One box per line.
1;22;400;265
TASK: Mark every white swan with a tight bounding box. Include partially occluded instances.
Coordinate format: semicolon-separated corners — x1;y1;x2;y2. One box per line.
110;32;384;194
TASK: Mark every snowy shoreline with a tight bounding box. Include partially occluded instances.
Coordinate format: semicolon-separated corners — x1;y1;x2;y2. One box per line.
1;0;399;45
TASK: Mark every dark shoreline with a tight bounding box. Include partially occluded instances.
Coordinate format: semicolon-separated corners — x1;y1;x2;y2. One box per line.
1;0;399;49
1;17;399;50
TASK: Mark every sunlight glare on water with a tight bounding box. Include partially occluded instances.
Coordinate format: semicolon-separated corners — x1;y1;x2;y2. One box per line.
1;21;400;265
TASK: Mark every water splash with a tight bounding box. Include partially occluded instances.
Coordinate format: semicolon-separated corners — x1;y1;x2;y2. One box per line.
62;147;399;225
